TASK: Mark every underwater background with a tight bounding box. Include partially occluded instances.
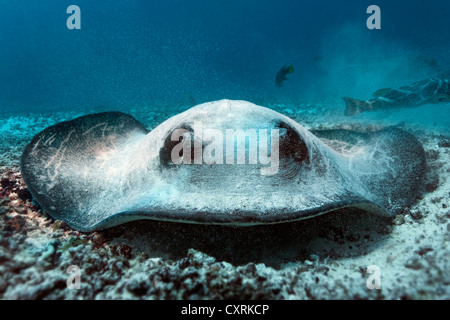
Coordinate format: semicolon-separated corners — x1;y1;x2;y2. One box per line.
0;0;449;118
0;1;449;300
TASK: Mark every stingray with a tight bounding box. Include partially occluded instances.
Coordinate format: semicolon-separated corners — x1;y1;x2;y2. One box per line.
21;100;426;232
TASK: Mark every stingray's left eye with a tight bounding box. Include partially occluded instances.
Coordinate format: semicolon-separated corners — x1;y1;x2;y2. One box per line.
159;125;195;167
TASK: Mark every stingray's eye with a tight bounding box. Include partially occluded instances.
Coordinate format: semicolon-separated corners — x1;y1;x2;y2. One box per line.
276;122;310;165
160;124;195;167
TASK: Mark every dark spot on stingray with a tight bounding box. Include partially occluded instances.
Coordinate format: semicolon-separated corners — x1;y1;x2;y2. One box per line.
274;121;310;180
20;100;426;232
425;179;439;193
159;124;196;169
276;121;309;165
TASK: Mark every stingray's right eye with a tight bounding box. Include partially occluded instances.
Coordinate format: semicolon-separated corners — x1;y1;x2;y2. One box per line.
276;122;310;165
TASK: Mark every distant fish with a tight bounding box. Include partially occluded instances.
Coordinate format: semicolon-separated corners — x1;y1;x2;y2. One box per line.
275;64;294;87
343;75;450;116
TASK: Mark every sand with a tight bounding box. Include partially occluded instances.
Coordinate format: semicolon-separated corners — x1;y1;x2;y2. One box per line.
0;102;448;299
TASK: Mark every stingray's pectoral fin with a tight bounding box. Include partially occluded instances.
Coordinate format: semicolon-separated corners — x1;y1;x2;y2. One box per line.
20;112;150;231
313;127;426;216
343;97;368;116
351;128;426;215
430;93;450;103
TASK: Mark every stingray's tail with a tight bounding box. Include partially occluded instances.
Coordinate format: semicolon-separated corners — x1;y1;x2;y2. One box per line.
343;97;370;116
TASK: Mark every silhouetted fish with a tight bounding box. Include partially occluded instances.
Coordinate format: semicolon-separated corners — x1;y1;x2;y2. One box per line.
275;64;294;87
344;74;450;116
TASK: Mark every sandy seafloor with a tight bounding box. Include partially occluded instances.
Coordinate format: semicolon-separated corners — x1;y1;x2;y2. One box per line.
0;100;448;300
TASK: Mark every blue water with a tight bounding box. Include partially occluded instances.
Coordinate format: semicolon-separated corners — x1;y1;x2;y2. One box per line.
0;0;449;117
